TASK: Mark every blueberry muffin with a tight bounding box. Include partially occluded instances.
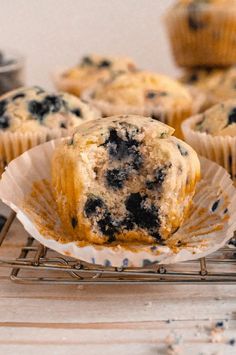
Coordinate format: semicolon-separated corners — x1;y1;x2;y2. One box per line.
179;67;224;112
165;0;236;67
195;100;236;135
54;54;137;97
179;67;222;89
0;86;100;173
52;115;200;245
82;71;193;138
0;86;99;133
182;100;236;181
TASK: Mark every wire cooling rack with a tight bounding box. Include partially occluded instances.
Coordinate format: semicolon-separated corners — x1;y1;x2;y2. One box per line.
0;210;236;285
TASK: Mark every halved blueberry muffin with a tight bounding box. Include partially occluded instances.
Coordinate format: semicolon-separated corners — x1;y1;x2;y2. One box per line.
52;115;200;245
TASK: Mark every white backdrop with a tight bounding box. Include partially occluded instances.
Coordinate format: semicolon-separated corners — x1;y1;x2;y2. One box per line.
0;0;177;89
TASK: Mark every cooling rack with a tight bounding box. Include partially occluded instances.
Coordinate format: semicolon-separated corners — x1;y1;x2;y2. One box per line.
0;211;236;285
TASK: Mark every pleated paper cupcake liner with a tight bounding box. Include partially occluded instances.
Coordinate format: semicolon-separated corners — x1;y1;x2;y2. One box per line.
165;7;236;67
82;90;192;139
0;139;236;267
0;129;70;175
182;115;236;183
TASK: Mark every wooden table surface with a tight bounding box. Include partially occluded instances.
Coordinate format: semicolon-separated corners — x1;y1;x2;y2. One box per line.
0;203;236;355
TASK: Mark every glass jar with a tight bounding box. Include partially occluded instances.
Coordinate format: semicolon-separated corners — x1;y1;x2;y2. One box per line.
0;49;24;96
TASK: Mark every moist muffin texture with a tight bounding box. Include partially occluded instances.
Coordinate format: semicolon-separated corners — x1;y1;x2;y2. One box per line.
165;0;236;67
83;71;193;138
52;115;200;245
195;99;236;136
55;54;137;97
0;86;99;133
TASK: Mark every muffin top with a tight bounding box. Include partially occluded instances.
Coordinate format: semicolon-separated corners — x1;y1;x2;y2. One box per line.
179;68;223;89
0;86;99;133
206;67;236;102
175;0;236;7
84;71;192;116
58;54;137;96
194;100;236;136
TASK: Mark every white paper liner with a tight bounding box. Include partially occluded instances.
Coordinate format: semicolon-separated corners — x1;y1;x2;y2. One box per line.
0;129;70;175
0;139;236;267
182;115;236;183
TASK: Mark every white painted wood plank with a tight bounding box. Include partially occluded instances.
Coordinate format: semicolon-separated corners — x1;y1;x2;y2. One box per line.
0;343;235;355
0;296;235;323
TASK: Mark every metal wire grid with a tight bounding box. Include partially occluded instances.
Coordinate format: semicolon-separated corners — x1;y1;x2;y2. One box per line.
0;211;236;285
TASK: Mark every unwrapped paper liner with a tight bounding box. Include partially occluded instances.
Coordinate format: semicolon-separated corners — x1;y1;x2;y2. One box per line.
182;115;236;184
0;139;236;267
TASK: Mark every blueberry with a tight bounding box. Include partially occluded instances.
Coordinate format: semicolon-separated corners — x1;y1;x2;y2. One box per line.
187;72;198;83
146;91;167;99
188;2;207;31
229;339;235;346
0;99;7;116
0;116;9;129
146;91;157;99
28;100;49;122
97;212;118;242
0;215;6;232
12;93;25;100
228;108;236;125
130;152;143;171
44;95;62;113
215;321;224;328
98;60;111;68
146;164;171;190
102;127;140;161
106;168;128;189
125;193;159;231
84;196;104;217
60;122;67;128
81;56;94;66
71;108;82;117
151;113;162;121
151;232;163;243
229;237;236;247
122;216;135;231
212;199;220;212
71;216;78;229
177;144;188;157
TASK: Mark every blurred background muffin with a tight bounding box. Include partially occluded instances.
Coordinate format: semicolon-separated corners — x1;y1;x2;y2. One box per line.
165;0;236;67
182;100;236;181
0;85;100;174
0;49;24;96
53;54;137;98
82;70;193;138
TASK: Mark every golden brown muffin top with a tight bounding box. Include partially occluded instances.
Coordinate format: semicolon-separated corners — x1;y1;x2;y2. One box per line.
85;71;193;111
195;99;236;136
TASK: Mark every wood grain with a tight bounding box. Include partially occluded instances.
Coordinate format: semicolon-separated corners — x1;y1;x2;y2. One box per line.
0;202;236;355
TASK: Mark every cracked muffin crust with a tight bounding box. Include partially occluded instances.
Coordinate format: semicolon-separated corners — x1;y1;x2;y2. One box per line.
52;115;200;245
